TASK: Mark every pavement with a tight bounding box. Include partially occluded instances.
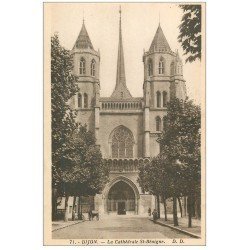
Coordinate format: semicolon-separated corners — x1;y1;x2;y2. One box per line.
52;215;192;239
153;214;201;238
52;220;84;231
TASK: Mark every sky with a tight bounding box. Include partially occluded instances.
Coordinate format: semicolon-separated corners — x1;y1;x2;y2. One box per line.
47;3;202;103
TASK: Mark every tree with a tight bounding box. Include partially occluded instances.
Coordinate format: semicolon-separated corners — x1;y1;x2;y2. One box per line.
138;155;179;222
138;158;164;219
178;5;201;63
58;125;109;221
158;97;201;227
51;34;109;221
51;33;79;220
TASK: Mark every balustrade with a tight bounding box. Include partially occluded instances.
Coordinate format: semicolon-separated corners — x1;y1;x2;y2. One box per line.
101;101;142;110
103;158;150;173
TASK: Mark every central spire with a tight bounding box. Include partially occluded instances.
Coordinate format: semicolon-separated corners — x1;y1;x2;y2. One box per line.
111;6;132;99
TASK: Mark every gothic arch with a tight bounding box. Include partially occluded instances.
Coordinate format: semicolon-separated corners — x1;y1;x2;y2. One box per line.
156;91;161;107
158;56;165;74
156;116;161;131
163;116;167;130
147;58;153;76
91;59;96;76
84;93;88;108
77;93;82;108
79;57;86;75
108;125;135;158
163;91;168;107
103;175;140;214
170;61;175;75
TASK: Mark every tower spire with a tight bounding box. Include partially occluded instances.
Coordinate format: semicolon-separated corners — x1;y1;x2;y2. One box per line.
111;6;132;99
73;14;94;50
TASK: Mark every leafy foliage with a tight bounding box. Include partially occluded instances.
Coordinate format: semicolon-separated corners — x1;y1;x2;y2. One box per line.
138;97;201;225
59;126;109;197
51;34;79;187
51;34;109;199
158;98;201;197
178;5;201;63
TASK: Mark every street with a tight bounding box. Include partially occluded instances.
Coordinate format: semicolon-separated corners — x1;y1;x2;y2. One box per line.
52;216;191;239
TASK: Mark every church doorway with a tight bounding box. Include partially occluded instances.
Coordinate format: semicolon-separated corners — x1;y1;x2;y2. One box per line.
107;181;136;215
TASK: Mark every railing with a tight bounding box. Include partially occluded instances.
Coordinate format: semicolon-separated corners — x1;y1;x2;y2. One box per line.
103;158;150;173
100;101;143;110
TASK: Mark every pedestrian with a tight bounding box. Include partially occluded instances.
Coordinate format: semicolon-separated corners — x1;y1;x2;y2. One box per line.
148;207;151;216
152;209;158;221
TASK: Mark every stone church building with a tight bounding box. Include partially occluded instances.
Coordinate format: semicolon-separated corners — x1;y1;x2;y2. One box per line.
64;9;186;217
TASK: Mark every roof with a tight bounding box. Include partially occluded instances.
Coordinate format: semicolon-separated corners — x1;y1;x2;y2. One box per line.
73;19;94;50
149;24;171;52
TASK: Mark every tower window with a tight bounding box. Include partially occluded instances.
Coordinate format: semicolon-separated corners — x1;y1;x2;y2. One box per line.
156;91;161;108
156;116;161;131
148;59;153;76
163;91;167;107
84;93;88;108
170;62;175;75
77;93;82;108
79;57;86;75
91;59;96;77
163;116;167;131
159;58;164;74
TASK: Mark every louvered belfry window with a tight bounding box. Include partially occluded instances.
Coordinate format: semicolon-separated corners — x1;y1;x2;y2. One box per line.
111;126;134;158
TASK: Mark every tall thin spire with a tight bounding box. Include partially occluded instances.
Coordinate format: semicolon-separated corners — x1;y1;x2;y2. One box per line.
111;6;132;99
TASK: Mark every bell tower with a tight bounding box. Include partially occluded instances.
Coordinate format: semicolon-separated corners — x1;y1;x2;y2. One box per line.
142;23;187;157
71;15;100;144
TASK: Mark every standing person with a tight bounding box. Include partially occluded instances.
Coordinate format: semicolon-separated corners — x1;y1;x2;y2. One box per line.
152;209;158;221
148;207;151;216
72;210;75;221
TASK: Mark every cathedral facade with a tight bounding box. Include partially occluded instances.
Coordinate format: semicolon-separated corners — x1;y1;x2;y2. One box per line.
69;9;187;215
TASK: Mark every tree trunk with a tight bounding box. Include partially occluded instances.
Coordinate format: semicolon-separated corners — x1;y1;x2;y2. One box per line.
187;195;192;228
64;195;69;222
195;195;201;219
52;188;57;221
173;196;178;226
156;195;160;219
183;196;187;217
177;197;183;218
72;196;76;221
163;195;167;221
78;196;82;220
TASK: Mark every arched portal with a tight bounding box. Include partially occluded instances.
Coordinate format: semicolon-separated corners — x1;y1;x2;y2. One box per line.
104;176;139;215
108;181;135;214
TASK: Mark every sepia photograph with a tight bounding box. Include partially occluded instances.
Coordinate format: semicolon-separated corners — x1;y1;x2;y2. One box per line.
44;2;206;246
